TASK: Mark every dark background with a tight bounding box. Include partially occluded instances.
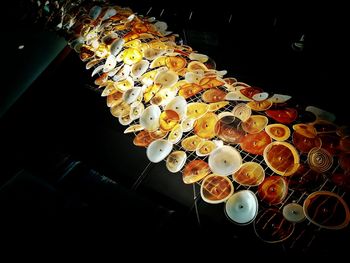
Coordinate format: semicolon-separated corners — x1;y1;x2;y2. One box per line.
1;0;349;255
2;1;349;122
123;0;349;123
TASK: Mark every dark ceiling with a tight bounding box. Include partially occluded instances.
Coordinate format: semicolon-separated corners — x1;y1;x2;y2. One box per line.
1;0;349;254
2;0;349;123
125;0;348;124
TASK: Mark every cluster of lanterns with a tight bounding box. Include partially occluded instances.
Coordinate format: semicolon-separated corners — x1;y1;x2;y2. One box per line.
54;1;350;243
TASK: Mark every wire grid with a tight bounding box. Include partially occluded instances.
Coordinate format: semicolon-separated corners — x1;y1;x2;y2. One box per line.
84;20;348;251
160;86;347;250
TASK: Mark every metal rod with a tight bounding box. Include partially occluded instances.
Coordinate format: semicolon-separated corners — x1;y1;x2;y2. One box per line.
188;11;193;20
146;7;152;15
193;183;201;226
132;161;155;190
159;9;164;17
